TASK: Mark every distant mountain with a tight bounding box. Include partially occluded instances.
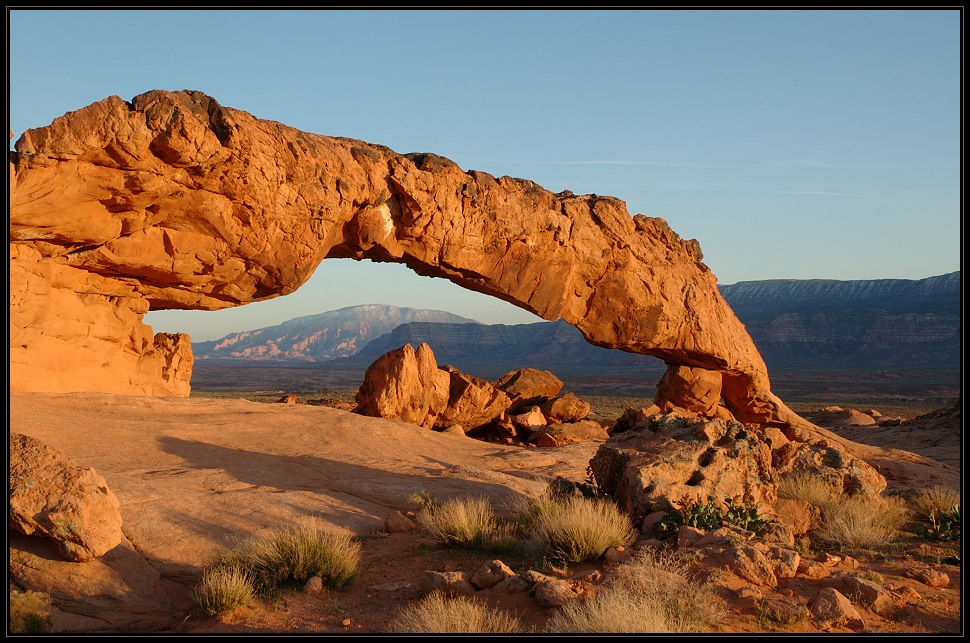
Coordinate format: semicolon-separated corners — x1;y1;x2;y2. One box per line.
337;319;665;380
717;272;960;371
192;305;479;362
192;273;960;379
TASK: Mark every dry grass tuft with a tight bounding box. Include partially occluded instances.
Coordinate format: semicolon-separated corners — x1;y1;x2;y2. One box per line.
777;473;842;512
545;548;723;633
413;494;501;550
193;566;255;616
215;517;361;592
910;485;961;518
815;493;909;549
386;591;524;633
522;488;637;563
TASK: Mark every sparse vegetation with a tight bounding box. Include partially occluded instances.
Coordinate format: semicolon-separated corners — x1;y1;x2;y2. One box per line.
521;488;637;563
545;548;723;633
8;589;54;634
386;592;524;633
207;518;361;596
815;493;909;550
412;493;502;550
656;495;769;537
778;473;842;513
193;566;255;616
910;486;961;541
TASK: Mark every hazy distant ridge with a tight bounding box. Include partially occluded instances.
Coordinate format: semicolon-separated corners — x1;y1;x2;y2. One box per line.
718;272;959;309
193;304;478;362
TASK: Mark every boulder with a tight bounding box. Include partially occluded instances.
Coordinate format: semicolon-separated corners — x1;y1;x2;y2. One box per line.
9;432;123;562
540;393;590;423
493;368;563;413
589;414;777;523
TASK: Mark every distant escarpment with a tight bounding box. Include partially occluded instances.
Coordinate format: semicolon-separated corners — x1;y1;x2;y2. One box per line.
338;319;663;379
719;272;960;371
193;305;477;362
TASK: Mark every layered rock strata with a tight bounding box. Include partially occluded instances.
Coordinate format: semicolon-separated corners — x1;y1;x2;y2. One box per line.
11;89;806;433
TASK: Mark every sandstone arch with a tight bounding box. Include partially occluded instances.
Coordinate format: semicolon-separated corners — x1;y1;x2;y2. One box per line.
9;90;811;435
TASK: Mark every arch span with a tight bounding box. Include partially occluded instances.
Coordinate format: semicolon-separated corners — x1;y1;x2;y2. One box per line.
9;90;809;433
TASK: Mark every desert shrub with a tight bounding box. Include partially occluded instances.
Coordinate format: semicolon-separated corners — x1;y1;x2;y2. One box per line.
413;494;503;550
777;473;841;512
910;485;960;516
386;591;524;633
8;589;54;634
215;518;361;592
522;488;637;563
194;565;255;616
815;493;909;550
910;486;961;540
545;548;723;633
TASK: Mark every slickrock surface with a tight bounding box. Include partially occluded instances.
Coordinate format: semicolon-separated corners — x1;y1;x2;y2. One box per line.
7;392;959;634
11;89;804;432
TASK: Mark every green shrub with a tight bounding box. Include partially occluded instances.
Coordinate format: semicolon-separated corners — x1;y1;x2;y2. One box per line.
194;566;255;616
215;518;361;593
657;495;769;537
545;548;723;633
387;592;524;633
8;589;54;634
522;489;636;563
917;507;961;541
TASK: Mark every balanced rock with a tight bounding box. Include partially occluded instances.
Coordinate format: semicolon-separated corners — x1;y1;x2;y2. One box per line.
9;433;123;562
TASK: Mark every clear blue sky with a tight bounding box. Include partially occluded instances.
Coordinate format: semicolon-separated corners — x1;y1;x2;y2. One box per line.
8;9;961;342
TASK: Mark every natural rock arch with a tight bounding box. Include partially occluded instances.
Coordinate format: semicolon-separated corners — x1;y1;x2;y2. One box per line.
9;90;811;435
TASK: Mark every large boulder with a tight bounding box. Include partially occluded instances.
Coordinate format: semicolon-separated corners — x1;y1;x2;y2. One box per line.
589;413;778;524
352;343;448;428
9;432;123;562
493;368;563;413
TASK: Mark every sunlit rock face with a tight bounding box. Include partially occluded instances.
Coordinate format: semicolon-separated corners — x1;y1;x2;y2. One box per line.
10;90;808;432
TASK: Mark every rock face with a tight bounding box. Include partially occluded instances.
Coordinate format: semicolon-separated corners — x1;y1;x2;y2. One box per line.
10;89;806;432
589;413;778;523
9;433;123;562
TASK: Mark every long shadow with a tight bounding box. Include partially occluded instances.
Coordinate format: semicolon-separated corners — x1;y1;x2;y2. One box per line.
156;435;532;515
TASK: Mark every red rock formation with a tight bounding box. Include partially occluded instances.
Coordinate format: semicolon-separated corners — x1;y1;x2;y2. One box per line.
10;90;807;433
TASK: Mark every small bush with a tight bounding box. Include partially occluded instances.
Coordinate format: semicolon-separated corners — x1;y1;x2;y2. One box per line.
414;494;501;550
523;489;636;563
8;589;54;634
194;566;255;616
815;493;909;550
215;518;361;593
911;485;960;517
545;548;723;633
777;473;841;512
911;486;961;541
386;592;524;633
